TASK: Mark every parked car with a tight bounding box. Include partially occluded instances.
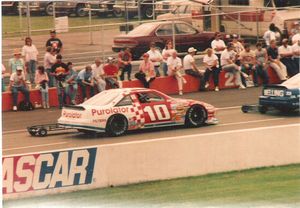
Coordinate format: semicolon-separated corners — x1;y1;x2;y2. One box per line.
91;0;116;17
113;0;162;19
157;1;192;24
2;1;53;16
58;88;218;136
112;21;219;59
258;73;300;113
54;1;89;17
155;0;185;16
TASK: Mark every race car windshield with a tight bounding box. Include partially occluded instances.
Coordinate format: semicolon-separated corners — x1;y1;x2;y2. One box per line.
82;90;120;106
281;73;300;88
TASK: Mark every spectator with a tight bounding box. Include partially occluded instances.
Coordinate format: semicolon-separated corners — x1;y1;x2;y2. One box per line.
9;49;25;74
22;37;39;84
2;64;6;92
77;65;95;102
290;21;299;38
231;34;244;55
211;32;226;68
203;48;220;91
44;46;56;87
183;47;205;91
50;54;69;108
292;31;300;45
254;42;269;85
240;44;257;87
292;40;300;73
135;53;155;88
46;30;63;54
267;40;288;82
118;47;132;81
167;51;186;95
35;66;49;108
91;58;106;93
103;57;119;89
278;39;298;77
64;62;78;105
147;42;163;77
9;66;30;111
162;40;174;76
263;23;277;46
221;43;246;89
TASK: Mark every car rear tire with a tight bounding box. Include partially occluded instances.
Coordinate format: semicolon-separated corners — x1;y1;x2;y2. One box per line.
106;114;128;136
76;5;87;17
38;128;48;137
258;105;268;114
113;8;123;17
143;6;153;19
45;3;54;16
185;105;207;127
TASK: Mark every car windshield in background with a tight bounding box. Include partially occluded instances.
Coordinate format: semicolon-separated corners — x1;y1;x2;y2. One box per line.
127;24;157;36
281;74;300;88
83;90;120;106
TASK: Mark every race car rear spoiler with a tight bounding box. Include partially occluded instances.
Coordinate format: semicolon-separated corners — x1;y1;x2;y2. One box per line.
63;105;86;111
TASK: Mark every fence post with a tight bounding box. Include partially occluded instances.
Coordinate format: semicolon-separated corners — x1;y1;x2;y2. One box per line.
26;2;31;37
256;8;259;42
88;4;94;45
53;2;56;29
138;0;141;23
125;1;129;34
172;20;176;49
152;0;155;20
238;11;241;38
101;25;105;62
18;2;23;39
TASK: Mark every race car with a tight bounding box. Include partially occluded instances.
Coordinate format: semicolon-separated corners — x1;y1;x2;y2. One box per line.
58;88;218;136
258;73;300;113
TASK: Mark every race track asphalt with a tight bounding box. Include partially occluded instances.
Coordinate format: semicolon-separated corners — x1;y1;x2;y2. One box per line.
3;87;300;156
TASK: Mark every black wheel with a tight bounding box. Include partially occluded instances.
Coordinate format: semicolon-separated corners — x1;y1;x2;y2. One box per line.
278;107;296;114
38;128;48;137
241;105;249;113
45;3;53;16
185;105;207;127
29;130;36;136
113;8;123;18
258;105;268;114
143;6;153;19
106;115;128;136
76;4;87;17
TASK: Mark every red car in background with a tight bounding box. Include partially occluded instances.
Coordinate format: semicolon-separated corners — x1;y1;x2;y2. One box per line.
112;21;218;59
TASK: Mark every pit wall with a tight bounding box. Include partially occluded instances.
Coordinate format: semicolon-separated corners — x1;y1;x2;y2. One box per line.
2;68;280;111
3;123;300;200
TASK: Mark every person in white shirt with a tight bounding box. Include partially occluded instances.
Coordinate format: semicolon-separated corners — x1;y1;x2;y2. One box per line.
292;32;300;45
44;46;56;87
221;43;245;89
167;51;186;95
211;32;226;67
147;42;163;77
232;34;244;55
162;40;174;76
292;40;300;73
263;23;277;46
22;37;39;83
183;47;205;91
91;58;106;92
203;48;220;91
278;39;298;77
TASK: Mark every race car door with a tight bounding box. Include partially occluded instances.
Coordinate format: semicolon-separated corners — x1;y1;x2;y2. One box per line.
135;91;172;126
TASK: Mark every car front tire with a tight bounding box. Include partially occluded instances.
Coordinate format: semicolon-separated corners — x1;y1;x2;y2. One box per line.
45;3;53;16
106;114;128;136
185;105;207;127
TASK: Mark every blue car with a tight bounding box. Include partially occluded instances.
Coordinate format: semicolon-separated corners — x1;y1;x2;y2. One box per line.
259;73;300;113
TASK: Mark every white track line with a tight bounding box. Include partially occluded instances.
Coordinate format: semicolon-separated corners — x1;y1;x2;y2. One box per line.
3;142;68;152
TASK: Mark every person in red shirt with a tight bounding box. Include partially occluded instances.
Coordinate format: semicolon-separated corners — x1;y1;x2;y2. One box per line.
118;47;132;81
103;57;119;88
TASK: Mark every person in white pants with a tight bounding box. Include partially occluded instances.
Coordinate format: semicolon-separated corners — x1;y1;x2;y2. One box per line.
267;40;288;81
91;58;106;92
167;51;186;95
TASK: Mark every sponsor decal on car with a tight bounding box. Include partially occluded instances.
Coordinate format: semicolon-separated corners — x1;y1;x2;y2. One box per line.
2;148;97;194
63;110;82;119
91;107;129;116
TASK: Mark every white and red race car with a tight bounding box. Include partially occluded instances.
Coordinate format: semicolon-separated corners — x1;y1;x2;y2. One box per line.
58;88;218;136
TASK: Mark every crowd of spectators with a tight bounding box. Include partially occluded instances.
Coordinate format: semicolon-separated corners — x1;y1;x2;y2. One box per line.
2;22;300;111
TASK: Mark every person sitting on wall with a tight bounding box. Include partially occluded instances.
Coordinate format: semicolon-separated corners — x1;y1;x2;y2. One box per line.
77;65;95;102
203;48;220;91
9;66;30;111
103;57;119;89
35;66;49;108
64;62;78;105
278;39;298;77
135;53;155;88
118;47;132;81
254;42;269;85
91;58;106;93
240;43;257;87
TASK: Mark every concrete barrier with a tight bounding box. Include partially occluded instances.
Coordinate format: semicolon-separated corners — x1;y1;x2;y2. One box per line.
3;123;300;200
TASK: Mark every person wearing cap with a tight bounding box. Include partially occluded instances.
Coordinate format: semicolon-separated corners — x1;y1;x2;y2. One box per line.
44;46;57;87
267;40;288;82
103;57;119;89
292;40;300;73
167;50;186;95
91;58;106;93
183;47;205;91
278;39;298;77
118;47;132;81
77;65;95;102
203;48;220;91
45;30;63;54
8;48;25;74
231;34;244;55
22;37;39;84
221;43;246;89
254;42;269;85
50;54;69;108
135;53;155;88
147;42;163;77
35;66;49;108
9;66;30;111
64;62;78;105
211;32;226;68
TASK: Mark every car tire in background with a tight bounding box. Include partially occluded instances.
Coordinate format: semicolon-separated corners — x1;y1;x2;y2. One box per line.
45;3;54;16
76;4;87;17
143;6;154;19
106;114;128;136
185;105;207;127
113;8;123;17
